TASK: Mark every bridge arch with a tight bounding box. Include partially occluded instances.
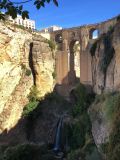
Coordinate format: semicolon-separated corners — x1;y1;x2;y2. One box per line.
68;40;81;84
55;33;63;43
55;33;63;50
90;28;99;39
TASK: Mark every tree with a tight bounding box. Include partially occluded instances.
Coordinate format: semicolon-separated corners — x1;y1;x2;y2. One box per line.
0;0;58;20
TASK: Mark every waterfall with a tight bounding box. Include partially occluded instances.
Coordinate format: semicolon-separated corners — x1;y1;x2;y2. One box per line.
53;116;63;152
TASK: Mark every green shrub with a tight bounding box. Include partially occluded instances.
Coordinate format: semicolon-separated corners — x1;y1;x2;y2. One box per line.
68;120;86;150
98;92;118;120
74;84;87;104
109;144;120;160
25;85;41;117
103;94;117;120
3;144;57;160
46;39;56;51
28;85;39;102
67;149;85;160
106;94;120;160
25;69;31;76
71;84;87;117
94;92;120;160
52;71;56;79
66;109;92;153
91;92;119;122
67;84;95;157
23;101;39;116
100;143;109;154
72;103;83;118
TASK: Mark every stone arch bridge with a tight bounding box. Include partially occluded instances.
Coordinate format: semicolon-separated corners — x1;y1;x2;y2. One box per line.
50;17;117;96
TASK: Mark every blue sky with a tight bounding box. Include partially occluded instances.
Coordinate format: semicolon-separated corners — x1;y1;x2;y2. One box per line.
20;0;120;29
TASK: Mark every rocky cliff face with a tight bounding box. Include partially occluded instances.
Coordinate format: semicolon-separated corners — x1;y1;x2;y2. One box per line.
32;36;55;98
1;17;120;160
91;20;120;94
0;21;55;133
89;92;120;160
88;20;120;157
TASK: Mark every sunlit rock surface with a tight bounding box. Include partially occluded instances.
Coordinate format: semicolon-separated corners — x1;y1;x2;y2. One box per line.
0;22;54;133
32;36;55;98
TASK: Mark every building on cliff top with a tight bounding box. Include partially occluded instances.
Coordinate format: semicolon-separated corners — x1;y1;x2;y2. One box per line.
40;25;62;33
6;14;35;30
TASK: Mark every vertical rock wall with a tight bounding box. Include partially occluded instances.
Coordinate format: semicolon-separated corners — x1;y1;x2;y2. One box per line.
91;20;120;94
0;22;55;133
32;36;55;98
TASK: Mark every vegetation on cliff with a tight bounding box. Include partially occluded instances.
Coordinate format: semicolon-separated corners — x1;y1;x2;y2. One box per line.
0;84;101;160
89;91;120;160
21;64;32;77
46;39;56;52
2;84;119;160
97;92;120;160
2;144;59;160
22;85;40;117
66;84;101;160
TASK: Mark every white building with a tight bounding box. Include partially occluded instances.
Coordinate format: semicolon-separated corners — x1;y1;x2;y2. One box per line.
6;15;35;30
40;25;62;33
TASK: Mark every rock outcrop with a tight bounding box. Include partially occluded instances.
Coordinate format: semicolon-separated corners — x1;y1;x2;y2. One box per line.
0;21;55;133
88;20;120;155
32;36;55;98
89;95;111;150
89;92;120;159
91;20;120;94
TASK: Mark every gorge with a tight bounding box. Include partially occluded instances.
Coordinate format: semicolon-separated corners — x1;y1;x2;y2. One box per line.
0;15;120;160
